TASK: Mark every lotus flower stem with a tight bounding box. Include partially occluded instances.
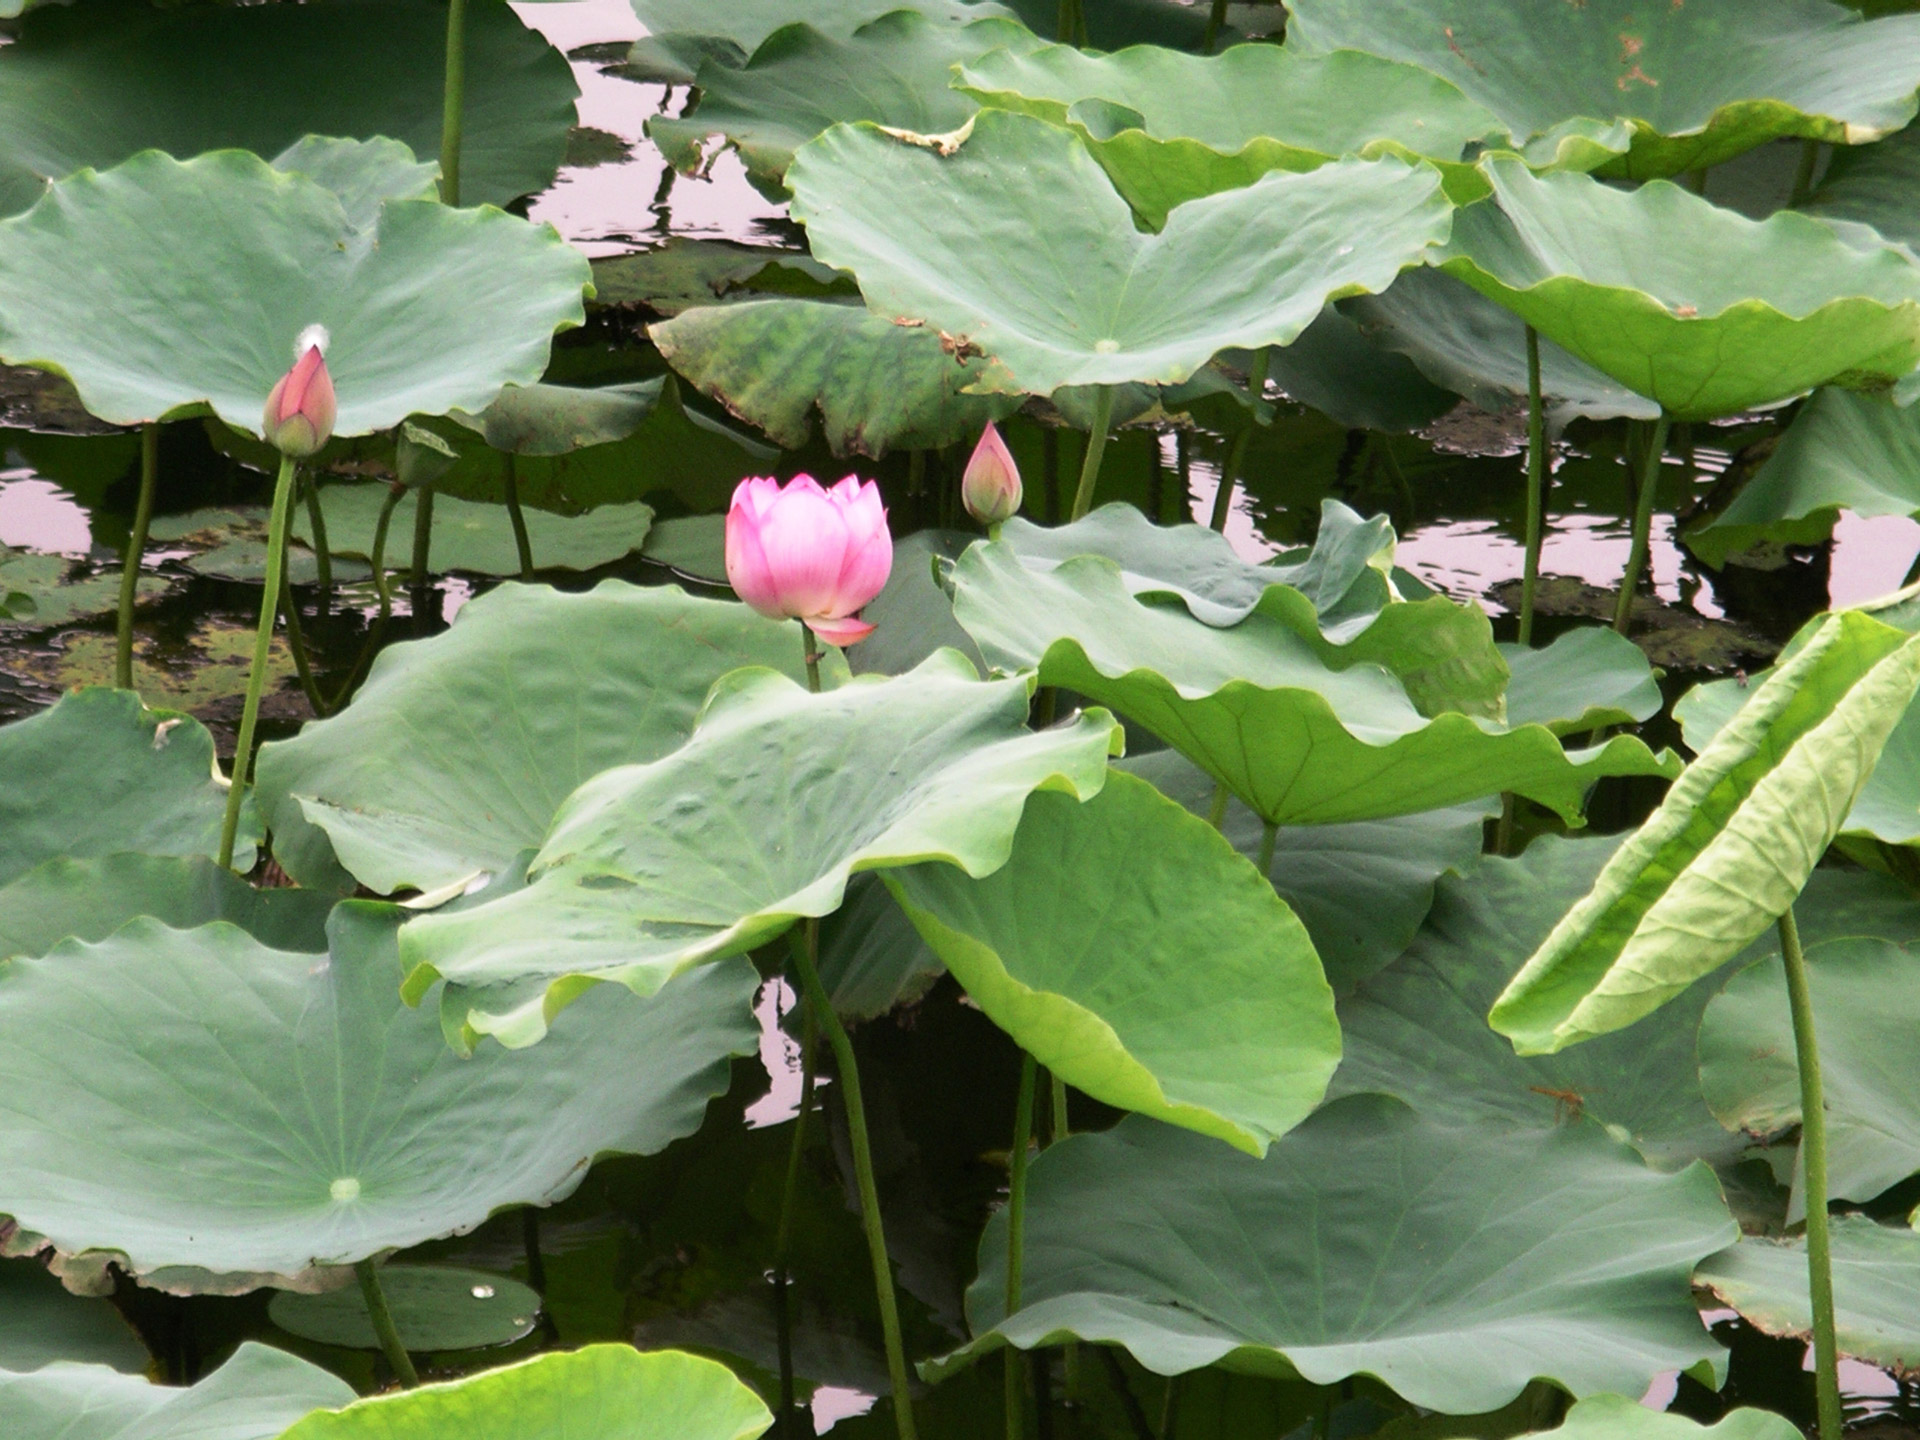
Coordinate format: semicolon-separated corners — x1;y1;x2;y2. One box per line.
277;565;329;718
1209;429;1251;532
1779;906;1843;1440
410;485;436;617
502;455;535;579
438;0;467;206
1206;782;1229;830
1257;819;1278;875
1055;0;1084;43
520;1205;546;1294
774;981;819;1439
355;1258;420;1388
114;423;160;690
1610;412;1672;635
370;483;404;621
791;933;919;1440
1068;386;1115;523
1519;326;1545;648
802;624;823;694
1005;1051;1038;1440
1790;141;1821;209
217;454;299;869
301;473;332;600
1050;1073;1069;1142
1202;0;1228;52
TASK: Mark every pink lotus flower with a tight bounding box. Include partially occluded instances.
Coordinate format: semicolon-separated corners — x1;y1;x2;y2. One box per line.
263;324;336;459
725;474;892;647
961;422;1022;526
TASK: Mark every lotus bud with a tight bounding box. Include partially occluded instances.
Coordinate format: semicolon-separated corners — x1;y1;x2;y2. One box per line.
725;473;893;647
263;324;336;458
961;422;1022;526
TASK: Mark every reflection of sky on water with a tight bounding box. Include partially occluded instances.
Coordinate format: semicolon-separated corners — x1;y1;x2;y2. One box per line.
0;474;93;555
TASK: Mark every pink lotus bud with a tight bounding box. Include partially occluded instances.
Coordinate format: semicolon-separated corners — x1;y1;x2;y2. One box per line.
263;324;336;458
725;473;893;647
961;422;1022;526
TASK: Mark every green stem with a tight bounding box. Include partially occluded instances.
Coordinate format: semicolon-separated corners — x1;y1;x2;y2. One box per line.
1610;413;1671;636
1202;0;1228;53
1068;386;1115;523
1209;429;1251;533
1050;1073;1069;1143
1790;139;1822;209
370;485;404;621
1206;782;1229;832
1256;819;1278;876
438;0;467;206
355;1259;420;1388
217;453;298;870
410;485;435;591
501;455;535;580
775;950;820;1438
1519;325;1546;649
302;472;332;600
1006;1053;1037;1440
115;423;159;690
802;623;823;694
520;1206;546;1294
278;563;329;718
1780;907;1843;1440
791;940;919;1440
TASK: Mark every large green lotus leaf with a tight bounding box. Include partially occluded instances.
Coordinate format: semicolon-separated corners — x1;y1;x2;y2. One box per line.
1496;1396;1800;1440
987;505;1508;717
0;854;332;961
847;529;983;679
0;905;759;1291
0;1257;146;1374
589;238;855;317
625;0;1014;84
1501;628;1664;736
1258;306;1458;434
1341;268;1661;428
1696;1216;1920;1372
1492;610;1920;1055
1701;934;1920;1215
815;872;944;1022
1690;389;1920;567
950;540;1679;826
1327;834;1741;1170
269;1265;540;1352
1121;748;1488;993
277;1345;772;1440
1286;0;1920;178
885;771;1339;1155
954;40;1505;227
0;149;590;433
788;110;1453;397
256;581;836;896
448;380;664;458
289;484;652;578
0;688;254;886
651;13;1041;196
398;653;1120;1051
651;298;1022;455
1675;623;1920;846
0;0;577;218
1435;159;1920;420
1805;121;1920;253
0;547;169;631
267;135;441;232
0;1343;354;1440
939;1096;1735;1409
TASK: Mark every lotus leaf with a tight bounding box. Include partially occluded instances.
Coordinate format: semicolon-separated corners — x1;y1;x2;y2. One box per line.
1690;389;1920;566
0;688;254;886
0;149;590;433
0;0;576;217
0;1258;145;1374
0;1342;353;1440
950;540;1679;826
1257;307;1458;434
277;1345;772;1440
640;516;730;585
1696;1216;1920;1372
0;854;332;962
941;1096;1735;1411
1502;628;1665;735
954;40;1505;226
1342;268;1662;428
1328;834;1742;1170
1804;122;1920;253
398;652;1121;1051
0;547;168;631
269;1265;541;1352
651;298;1022;455
1287;0;1920;178
886;771;1340;1154
816;872;944;1022
651;13;1041;196
588;239;854;316
787;110;1453;396
625;0;1014;84
1435;159;1920;420
0;905;759;1291
290;485;652;578
1506;1395;1801;1440
848;529;983;678
1121;748;1488;993
268;135;440;231
256;581;838;894
143;508;364;587
448;380;665;457
1493;610;1920;1054
1701;934;1920;1215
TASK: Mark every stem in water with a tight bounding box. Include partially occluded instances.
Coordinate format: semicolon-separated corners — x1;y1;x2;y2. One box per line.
114;423;160;690
1068;386;1115;522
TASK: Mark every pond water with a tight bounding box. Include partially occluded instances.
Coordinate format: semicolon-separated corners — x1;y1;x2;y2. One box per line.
2;3;1917;1435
